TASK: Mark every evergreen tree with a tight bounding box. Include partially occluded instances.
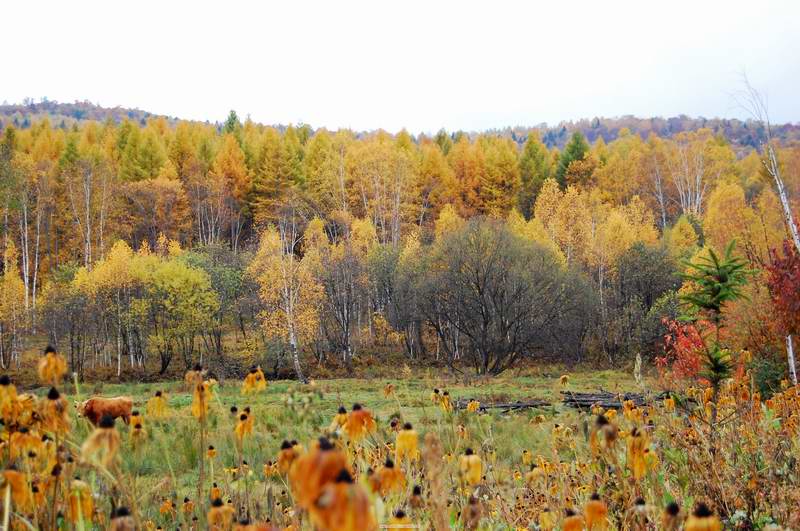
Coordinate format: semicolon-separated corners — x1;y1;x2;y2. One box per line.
679;240;752;446
119;126;146;181
434;129;453;155
58;133;79;169
223;110;241;136
555;131;589;188
138;128;166;179
518;132;551;218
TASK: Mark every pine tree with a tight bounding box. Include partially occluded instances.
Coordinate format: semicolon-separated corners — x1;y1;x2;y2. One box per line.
679;241;752;446
555;132;589;188
518;132;551;218
58;134;79;170
119;126;146;181
434;129;453;155
223;110;241;136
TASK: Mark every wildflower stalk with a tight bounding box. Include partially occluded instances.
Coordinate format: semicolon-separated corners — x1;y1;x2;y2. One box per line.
192;379;213;521
154;428;178;490
198;409;207;512
49;428;62;530
391;388;405;418
236;437;251;520
3;484;10;530
10;514;35;531
422;432;448;531
76;487;86;531
111;461;143;529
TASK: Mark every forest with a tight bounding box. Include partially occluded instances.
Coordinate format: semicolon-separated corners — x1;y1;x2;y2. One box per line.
1;108;799;385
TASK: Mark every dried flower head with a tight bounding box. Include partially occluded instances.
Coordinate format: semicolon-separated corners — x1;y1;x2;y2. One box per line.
563;508;585;531
309;469;376;531
207;497;236;530
661;501;682;531
81;414;121;467
289;437;350;508
459;448;482;487
344;404;376;442
242;366;267;395
396;422;419;463
146;391;168;418
41;387;70;435
585;493;608;530
377;458;406;496
110;507;136;531
37;346;67;386
685;503;722;531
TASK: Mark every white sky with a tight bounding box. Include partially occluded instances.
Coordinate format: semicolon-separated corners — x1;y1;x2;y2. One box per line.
4;0;799;134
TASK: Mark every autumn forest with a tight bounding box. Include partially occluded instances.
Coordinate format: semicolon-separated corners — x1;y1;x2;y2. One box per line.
1;103;799;385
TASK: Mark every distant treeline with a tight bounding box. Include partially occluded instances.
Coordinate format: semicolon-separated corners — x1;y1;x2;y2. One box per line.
2;99;798;150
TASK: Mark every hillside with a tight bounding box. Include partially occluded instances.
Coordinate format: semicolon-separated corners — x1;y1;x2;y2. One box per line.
0;99;183;129
508;114;800;150
2;99;798;149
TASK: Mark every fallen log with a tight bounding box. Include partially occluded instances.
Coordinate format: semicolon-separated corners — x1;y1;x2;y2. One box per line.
561;390;670;410
454;398;551;413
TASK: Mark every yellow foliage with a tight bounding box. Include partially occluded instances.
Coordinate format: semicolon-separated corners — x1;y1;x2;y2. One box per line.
665;215;698;260
248;226;323;347
210;133;250;203
0;242;26;332
349;217;378;257
703;182;752;255
434;203;464;240
506;210;565;265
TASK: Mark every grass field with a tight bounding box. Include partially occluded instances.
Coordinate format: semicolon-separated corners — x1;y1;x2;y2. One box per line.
61;369;637;526
9;365;799;529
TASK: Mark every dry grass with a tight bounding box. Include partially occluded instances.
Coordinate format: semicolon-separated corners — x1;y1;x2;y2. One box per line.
1;366;798;529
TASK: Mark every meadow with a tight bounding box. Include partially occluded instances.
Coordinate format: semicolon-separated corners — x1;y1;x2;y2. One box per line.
65;369;633;522
4;359;800;530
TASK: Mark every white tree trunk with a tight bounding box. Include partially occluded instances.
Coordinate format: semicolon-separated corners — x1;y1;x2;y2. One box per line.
766;144;800;253
288;325;307;384
787;334;798;386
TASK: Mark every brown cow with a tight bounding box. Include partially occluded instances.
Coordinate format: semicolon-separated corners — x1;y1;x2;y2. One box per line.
75;396;134;426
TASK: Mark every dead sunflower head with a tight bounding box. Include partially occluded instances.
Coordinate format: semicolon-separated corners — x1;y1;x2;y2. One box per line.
110;507;136;531
37;346;67;386
41;387;70;435
81;414;120;467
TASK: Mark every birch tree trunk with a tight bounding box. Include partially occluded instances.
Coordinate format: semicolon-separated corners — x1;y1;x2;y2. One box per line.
765;143;800;252
651;154;668;229
288;325;307;384
740;80;800;382
787;335;797;386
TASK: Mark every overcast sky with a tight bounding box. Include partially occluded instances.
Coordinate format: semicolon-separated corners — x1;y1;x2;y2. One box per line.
4;0;798;134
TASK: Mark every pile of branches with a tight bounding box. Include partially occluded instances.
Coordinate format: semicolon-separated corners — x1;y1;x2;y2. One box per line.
454;398;551;413
561;390;670;410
